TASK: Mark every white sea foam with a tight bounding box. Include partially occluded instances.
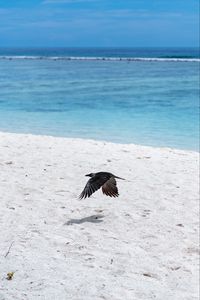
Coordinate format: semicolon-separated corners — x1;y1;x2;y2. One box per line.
0;55;199;62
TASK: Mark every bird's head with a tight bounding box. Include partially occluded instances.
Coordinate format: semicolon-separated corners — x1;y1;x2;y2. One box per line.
85;173;95;177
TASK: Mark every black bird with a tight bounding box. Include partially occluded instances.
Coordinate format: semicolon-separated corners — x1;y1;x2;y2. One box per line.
79;172;125;199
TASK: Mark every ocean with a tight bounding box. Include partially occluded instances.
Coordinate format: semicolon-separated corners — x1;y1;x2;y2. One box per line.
0;47;199;150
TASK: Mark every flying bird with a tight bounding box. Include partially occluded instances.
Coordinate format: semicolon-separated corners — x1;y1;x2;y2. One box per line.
79;172;125;199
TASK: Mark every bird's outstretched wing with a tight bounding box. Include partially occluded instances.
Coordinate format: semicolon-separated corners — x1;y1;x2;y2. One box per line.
79;176;109;199
102;177;119;197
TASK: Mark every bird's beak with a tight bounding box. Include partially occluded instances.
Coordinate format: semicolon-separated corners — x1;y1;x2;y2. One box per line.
85;174;90;177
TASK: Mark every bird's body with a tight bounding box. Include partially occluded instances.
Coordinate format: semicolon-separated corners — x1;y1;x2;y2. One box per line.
79;172;125;199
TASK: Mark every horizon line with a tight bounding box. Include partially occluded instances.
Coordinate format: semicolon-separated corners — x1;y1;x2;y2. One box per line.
0;46;199;48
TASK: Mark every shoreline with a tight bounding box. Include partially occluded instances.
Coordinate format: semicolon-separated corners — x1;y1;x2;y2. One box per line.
0;130;198;154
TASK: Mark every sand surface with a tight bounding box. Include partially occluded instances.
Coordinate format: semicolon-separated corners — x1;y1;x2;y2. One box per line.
0;132;199;300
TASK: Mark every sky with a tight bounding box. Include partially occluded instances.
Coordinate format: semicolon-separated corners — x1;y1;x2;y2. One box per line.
0;0;199;47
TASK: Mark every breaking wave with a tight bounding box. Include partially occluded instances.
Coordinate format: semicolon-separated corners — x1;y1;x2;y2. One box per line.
0;56;199;62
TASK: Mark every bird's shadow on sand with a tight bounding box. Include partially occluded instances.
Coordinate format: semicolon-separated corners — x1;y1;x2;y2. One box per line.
65;214;104;225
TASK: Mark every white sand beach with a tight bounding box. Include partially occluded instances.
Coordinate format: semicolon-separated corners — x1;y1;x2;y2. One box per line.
0;131;199;300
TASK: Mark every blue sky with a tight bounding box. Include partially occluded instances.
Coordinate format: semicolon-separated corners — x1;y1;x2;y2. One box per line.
0;0;199;47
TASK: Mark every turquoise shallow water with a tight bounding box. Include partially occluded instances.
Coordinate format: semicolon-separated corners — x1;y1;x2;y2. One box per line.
0;48;199;151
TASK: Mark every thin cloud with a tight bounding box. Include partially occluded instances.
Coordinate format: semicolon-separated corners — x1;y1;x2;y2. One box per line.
43;0;96;4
